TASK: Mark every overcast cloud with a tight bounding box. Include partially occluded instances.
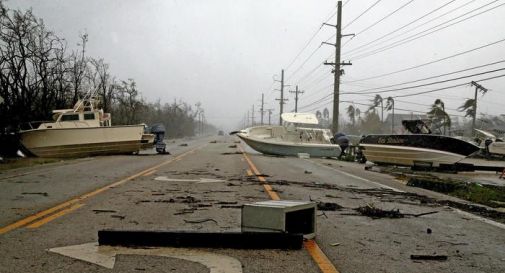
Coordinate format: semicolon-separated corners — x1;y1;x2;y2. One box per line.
7;0;505;130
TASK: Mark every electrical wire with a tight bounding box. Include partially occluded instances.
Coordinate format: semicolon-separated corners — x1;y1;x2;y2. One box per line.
342;0;461;56
342;67;505;95
342;0;382;30
350;1;504;60
354;0;415;37
346;37;505;83
342;60;505;93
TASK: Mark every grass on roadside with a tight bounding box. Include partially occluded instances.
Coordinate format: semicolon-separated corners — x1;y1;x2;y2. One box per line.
0;157;62;172
407;176;505;208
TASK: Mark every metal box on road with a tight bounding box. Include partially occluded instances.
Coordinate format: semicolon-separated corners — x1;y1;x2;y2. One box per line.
241;200;316;238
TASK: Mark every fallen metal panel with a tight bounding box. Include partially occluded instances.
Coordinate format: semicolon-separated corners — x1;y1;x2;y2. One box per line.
98;230;303;249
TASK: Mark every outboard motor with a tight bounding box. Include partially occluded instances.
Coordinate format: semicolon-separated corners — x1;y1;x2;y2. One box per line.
484;138;493;156
150;123;167;154
333;132;350;158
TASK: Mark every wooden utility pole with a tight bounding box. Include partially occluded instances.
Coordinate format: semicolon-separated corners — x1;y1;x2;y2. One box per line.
275;69;288;125
470;81;488;134
323;1;352;133
267;109;273;125
260;93;265;125
251;104;255;126
289;85;304;113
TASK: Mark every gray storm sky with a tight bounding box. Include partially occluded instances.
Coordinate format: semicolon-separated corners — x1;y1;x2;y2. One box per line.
7;0;505;130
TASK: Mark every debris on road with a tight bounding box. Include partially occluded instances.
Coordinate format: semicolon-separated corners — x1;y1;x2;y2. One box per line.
304;170;312;174
356;204;404;219
220;205;243;209
427;228;432;234
330;242;341;247
317;202;343;211
184;218;218;224
21;192;48;196
216;201;238;205
221;152;242;155
98;230;303;249
179;143;188;146
228;144;237;148
92;209;117;214
410;254;448;261
111;215;125;220
209;140;217;143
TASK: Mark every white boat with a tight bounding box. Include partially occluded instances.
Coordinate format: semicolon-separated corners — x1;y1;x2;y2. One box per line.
359;120;480;167
474;129;505;156
235;113;341;157
19;96;152;158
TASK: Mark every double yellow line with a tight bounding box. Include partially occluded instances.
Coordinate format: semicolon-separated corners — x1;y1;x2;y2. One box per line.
0;146;201;234
238;145;340;273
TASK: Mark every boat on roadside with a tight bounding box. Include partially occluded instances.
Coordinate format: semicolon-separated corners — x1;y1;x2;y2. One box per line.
474;129;505;157
19;95;153;158
359;120;480;167
233;113;341;158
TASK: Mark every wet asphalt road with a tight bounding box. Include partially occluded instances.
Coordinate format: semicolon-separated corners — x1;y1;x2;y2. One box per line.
1;135;504;273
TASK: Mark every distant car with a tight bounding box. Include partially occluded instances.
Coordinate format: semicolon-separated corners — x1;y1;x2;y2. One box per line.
218;130;224;136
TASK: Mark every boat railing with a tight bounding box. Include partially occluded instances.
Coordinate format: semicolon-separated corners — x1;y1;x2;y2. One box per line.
19;121;48;130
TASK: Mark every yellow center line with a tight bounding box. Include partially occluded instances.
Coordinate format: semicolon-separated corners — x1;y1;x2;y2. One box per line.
27;203;85;229
0;145;205;234
143;169;157;177
238;144;339;273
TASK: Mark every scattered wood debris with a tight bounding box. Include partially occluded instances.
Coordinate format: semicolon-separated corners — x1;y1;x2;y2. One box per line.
92;209;117;214
184;218;218;224
356;204;404;219
304;170;312;174
21;192;48;196
221;152;242;155
317;202;343;211
410;254;447;261
209;140;217;143
179;143;188;146
228;145;237;148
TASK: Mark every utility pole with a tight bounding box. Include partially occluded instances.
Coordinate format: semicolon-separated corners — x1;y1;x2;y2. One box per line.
275;69;288;125
289;85;304;113
251;104;255;126
246;110;249;127
323;1;353;133
267;109;273;125
470;81;488;134
260;93;265;125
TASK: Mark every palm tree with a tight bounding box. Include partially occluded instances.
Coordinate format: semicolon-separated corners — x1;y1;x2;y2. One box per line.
368;94;384;122
346;105;356;127
459;82;488;133
428;99;451;135
386;97;395;133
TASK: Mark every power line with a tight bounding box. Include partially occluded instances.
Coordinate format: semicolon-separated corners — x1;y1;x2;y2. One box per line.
346;37;505;83
342;67;505;95
342;0;460;56
342;0;382;30
393;73;505;98
354;0;415;37
342;60;505;93
284;7;339;78
350;1;504;60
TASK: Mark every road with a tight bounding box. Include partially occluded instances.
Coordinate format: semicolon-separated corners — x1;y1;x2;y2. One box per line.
1;136;504;273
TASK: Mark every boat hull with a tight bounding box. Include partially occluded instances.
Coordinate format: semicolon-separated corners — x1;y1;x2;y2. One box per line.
19;125;145;158
359;134;480;167
237;133;341;157
489;142;505;156
359;144;467;167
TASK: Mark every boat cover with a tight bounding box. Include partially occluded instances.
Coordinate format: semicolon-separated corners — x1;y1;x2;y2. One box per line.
281;113;319;125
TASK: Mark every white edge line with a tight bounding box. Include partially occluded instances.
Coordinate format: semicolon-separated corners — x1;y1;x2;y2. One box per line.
306;159;403;192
